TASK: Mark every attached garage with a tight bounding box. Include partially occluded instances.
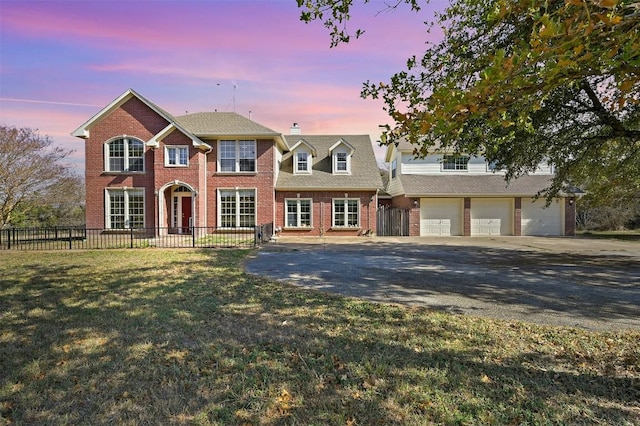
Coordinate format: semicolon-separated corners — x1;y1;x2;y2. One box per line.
471;198;513;236
521;198;563;236
420;198;463;236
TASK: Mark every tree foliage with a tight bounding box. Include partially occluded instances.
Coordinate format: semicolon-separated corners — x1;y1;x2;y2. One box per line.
298;0;640;200
0;125;83;228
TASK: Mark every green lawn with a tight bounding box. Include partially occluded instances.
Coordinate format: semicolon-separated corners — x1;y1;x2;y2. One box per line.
1;249;638;425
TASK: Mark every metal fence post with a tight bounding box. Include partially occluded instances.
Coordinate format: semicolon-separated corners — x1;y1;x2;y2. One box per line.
130;227;134;249
69;227;73;250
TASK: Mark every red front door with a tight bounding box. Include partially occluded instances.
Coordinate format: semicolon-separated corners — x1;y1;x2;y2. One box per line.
181;197;192;233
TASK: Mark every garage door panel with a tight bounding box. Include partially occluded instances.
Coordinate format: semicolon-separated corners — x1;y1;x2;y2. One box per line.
521;198;562;236
471;198;512;236
420;198;462;236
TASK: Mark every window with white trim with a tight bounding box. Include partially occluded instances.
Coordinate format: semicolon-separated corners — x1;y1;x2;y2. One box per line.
105;137;144;172
165;146;189;167
332;199;359;228
294;151;311;174
442;155;469;171
105;188;144;229
334;151;350;173
391;159;397;178
219;189;255;228
219;140;256;172
286;199;312;227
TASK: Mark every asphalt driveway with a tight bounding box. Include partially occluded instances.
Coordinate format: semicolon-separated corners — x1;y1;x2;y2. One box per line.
245;236;640;331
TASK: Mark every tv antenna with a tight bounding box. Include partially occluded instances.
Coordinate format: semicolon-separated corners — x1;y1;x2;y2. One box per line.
232;81;238;112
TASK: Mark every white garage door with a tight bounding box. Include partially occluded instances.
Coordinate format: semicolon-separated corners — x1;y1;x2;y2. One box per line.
521;198;563;236
471;198;513;236
420;198;463;236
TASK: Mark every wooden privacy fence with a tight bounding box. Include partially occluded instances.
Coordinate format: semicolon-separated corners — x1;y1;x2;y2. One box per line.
376;206;410;236
0;224;274;250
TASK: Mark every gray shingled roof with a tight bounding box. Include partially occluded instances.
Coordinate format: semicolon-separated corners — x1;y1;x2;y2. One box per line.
398;174;556;196
277;135;383;190
175;112;280;137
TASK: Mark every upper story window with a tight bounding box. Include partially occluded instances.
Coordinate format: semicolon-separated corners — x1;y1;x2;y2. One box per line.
332;150;351;174
336;152;348;171
391;159;397;178
165;146;189;167
329;139;354;174
442;155;469;171
219;140;256;173
294;151;311;174
105;137;144;172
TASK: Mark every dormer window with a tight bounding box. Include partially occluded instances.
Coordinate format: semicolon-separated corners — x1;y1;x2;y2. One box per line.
336;152;348;171
290;139;315;175
329;139;354;175
294;151;311;174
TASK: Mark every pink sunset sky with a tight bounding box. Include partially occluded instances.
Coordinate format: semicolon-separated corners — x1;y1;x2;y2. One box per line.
0;0;445;172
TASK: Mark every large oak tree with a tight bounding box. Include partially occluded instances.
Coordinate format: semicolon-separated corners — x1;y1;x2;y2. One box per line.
298;0;640;202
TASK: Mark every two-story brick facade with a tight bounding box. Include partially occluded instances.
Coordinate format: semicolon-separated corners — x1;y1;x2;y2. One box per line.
73;89;382;237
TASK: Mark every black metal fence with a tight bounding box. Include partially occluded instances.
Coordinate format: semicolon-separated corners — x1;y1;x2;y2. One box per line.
376;206;410;236
0;224;274;250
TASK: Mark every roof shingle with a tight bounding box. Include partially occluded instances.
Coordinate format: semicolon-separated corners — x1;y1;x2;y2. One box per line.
398;174;557;196
175;112;280;137
277;135;383;190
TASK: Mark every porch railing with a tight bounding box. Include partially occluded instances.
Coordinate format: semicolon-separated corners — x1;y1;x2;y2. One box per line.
0;224;274;250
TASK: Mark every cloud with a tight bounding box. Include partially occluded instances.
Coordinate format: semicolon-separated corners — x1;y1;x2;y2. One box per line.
1;0;448;174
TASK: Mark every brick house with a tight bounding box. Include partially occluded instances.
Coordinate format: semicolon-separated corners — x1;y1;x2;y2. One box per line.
73;89;382;237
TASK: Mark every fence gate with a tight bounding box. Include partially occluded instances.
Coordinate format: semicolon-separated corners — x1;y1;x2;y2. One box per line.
376;206;410;236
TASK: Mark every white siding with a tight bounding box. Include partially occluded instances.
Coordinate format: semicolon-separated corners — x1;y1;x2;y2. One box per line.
471;198;513;235
420;198;463;236
397;152;552;176
521;198;563;236
386;174;404;196
401;154;441;174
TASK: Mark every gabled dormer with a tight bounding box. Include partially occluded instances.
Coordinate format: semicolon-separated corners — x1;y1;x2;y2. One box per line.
289;139;316;174
329;139;355;175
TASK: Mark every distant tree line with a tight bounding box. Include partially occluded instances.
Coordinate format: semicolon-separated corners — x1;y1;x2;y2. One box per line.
0;125;84;228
